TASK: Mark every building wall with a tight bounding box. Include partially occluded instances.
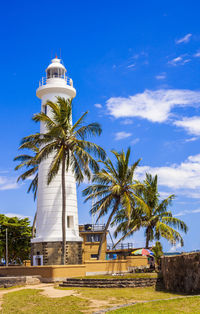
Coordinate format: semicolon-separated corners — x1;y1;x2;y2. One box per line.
85;260;128;275
161;252;200;293
31;241;82;265
126;256;148;268
80;231;107;262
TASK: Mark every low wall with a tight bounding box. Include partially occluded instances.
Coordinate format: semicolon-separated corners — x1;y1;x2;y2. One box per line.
161;252;200;293
0;276;40;287
0;265;86;282
60;277;158;288
85;260;127;275
0;256;149;281
126;256;148;269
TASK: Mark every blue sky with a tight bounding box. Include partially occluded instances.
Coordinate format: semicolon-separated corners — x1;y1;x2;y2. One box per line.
1;0;200;252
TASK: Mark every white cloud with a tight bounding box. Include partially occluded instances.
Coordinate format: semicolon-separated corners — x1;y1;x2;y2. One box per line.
5;213;32;220
174;116;200;135
185;137;198;142
120;119;133;125
194;52;200;58
127;64;135;69
155;73;166;80
135;154;200;198
175;208;200;217
114;131;132;140
169;56;182;65
0;176;19;191
176;33;192;44
169;243;182;252
106;89;200;123
168;56;191;66
94;103;102;108
131;138;140;145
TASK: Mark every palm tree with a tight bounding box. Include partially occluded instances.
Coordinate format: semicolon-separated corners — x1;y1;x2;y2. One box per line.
14;144;39;237
24;97;105;264
112;173;188;249
83;148;145;260
14;144;39;201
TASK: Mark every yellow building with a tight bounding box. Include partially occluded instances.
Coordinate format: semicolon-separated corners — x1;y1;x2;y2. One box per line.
79;224;107;262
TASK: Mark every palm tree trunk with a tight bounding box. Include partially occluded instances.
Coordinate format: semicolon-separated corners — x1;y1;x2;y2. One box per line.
97;198;120;260
61;154;66;265
32;211;37;238
145;228;150;248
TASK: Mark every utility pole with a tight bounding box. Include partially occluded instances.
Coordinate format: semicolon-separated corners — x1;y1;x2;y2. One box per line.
5;228;8;267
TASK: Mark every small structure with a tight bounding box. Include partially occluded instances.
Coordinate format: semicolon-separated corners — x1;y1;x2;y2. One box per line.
79;224;107;262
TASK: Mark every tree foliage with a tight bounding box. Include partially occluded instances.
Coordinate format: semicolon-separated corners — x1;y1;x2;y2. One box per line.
0;214;32;264
152;241;163;269
112;173;188;248
83;147;145;259
14;144;39;201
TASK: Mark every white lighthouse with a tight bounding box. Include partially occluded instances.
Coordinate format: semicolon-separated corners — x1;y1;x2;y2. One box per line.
31;58;82;265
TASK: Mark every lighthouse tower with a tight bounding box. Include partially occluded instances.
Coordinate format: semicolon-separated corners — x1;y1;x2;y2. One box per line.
31;58;82;265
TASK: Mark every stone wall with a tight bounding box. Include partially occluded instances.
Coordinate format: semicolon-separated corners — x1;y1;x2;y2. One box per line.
60;277;159;288
161;252;200;293
0;276;41;287
31;241;82;265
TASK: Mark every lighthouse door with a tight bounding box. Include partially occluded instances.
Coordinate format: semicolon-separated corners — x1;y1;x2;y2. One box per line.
32;254;43;266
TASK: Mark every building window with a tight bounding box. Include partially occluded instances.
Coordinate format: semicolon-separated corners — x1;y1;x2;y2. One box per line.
67;216;74;229
86;234;101;242
91;254;98;259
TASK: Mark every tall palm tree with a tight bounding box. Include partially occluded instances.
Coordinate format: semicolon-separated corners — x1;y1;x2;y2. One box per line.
14;144;39;237
112;173;188;248
23;97;105;264
83;148;145;260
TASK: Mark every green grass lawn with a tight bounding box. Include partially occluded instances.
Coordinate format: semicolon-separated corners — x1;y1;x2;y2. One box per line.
109;296;200;313
1;286;199;314
2;289;89;314
58;286;182;302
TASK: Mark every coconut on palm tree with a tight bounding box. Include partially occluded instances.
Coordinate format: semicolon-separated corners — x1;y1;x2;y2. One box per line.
83;148;145;260
112;173;188;249
23;97;105;264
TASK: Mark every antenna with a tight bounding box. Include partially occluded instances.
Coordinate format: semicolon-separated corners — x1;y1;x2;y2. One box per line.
91;198;98;226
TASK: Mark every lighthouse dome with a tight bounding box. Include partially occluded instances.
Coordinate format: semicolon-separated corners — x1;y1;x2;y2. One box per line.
46;58;66;79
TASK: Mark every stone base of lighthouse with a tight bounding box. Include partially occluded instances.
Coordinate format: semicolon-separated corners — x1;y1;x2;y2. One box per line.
31;241;82;265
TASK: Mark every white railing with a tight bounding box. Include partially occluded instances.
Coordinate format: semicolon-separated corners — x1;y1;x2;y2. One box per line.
39;75;73;87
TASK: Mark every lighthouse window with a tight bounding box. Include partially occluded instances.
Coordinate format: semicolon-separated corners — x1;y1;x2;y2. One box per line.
52;68;58;77
47;70;50;78
67;216;74;229
43;105;47;115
